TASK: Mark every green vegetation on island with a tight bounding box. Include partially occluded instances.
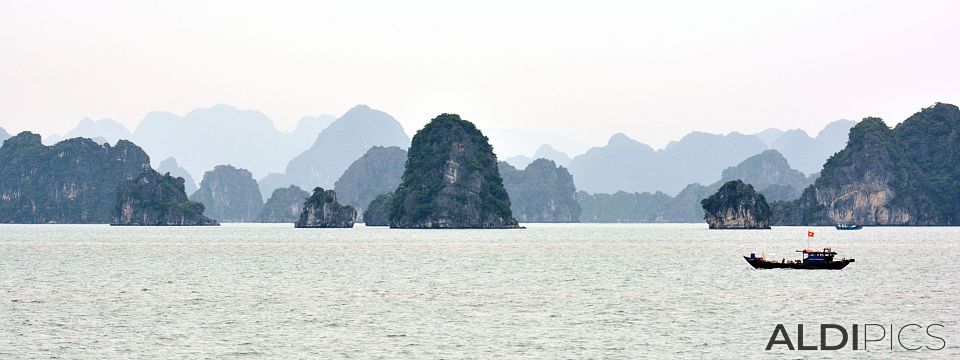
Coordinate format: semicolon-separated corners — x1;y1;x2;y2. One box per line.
0;132;151;223
295;187;357;228
701;180;771;229
389;114;519;228
113;167;218;226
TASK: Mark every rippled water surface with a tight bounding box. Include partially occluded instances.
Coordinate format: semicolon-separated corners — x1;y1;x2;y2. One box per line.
2;224;958;358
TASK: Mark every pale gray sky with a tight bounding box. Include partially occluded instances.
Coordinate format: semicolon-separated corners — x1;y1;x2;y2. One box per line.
2;0;958;153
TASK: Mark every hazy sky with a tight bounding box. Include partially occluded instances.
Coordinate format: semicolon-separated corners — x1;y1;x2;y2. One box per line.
2;0;959;153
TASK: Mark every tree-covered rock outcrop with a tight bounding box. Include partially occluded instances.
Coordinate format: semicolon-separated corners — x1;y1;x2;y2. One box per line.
333;146;407;214
0;132;151;223
257;185;310;223
295;187;356;228
112;167;218;226
701;180;771;229
362;193;393;226
390;114;520;229
190;165;263;222
157;157;198;195
776;103;960;225
498;159;580;222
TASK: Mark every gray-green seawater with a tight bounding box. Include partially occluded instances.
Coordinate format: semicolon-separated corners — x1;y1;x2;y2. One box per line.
2;224;958;358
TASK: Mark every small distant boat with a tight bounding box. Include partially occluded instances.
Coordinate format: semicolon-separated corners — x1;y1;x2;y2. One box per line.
835;223;863;230
744;248;855;270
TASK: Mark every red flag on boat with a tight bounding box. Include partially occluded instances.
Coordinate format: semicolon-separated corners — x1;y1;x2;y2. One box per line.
807;231;815;237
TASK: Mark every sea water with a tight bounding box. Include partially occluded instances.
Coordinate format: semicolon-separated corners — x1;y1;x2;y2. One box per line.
1;224;958;358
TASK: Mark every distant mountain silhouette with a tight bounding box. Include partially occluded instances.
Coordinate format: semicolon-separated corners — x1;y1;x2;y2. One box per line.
50;112;339;178
261;105;410;194
157;157;198;195
289;115;336;151
754;128;784;146
577;149;810;222
0;127;9;147
533;144;571;167
567;121;852;195
52;118;132;145
767;120;856;174
504;155;533;169
717;149;812;200
504;144;573;169
131;104;304;180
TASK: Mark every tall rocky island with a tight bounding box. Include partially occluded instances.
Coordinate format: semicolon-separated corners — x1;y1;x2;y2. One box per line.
362;193;393;226
773;103;960;225
498;159;580;222
295;187;356;228
390;114;520;229
701;180;771;229
113;168;218;226
0;132;151;223
190;165;264;222
257;185;310;223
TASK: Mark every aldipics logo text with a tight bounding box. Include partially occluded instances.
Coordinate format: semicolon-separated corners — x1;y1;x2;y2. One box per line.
765;324;946;351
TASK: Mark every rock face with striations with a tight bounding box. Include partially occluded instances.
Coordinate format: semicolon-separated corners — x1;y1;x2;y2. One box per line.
390;114;520;229
190;165;264;222
775;103;960;226
113;167;218;226
333;146;407;214
701;180;771;229
257;185;310;223
295;187;356;228
498;159;580;222
0;132;151;223
362;193;393;226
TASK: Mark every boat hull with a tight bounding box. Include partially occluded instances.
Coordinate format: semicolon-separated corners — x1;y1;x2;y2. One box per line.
744;257;854;270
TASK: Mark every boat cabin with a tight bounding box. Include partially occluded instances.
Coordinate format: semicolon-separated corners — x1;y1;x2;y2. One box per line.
797;248;837;264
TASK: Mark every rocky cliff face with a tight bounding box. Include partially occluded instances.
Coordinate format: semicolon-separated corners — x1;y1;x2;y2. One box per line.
390;114;520;229
0;132;151;223
333;146;407;214
295;187;356;228
190;165;264;222
113;167;218;226
257;185;309;223
362;193;393;226
701;180;771;229
775;103;960;225
498;159;580;223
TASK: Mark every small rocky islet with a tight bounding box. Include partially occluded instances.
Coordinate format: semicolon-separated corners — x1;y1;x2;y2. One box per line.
701;180;771;229
294;187;357;228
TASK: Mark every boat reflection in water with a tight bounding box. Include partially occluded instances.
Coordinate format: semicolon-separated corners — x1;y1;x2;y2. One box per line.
744;248;854;270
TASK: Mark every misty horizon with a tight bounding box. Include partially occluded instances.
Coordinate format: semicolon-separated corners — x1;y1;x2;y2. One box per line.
3;1;959;150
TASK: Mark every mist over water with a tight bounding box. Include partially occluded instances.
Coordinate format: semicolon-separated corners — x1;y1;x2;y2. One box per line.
2;224;958;358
